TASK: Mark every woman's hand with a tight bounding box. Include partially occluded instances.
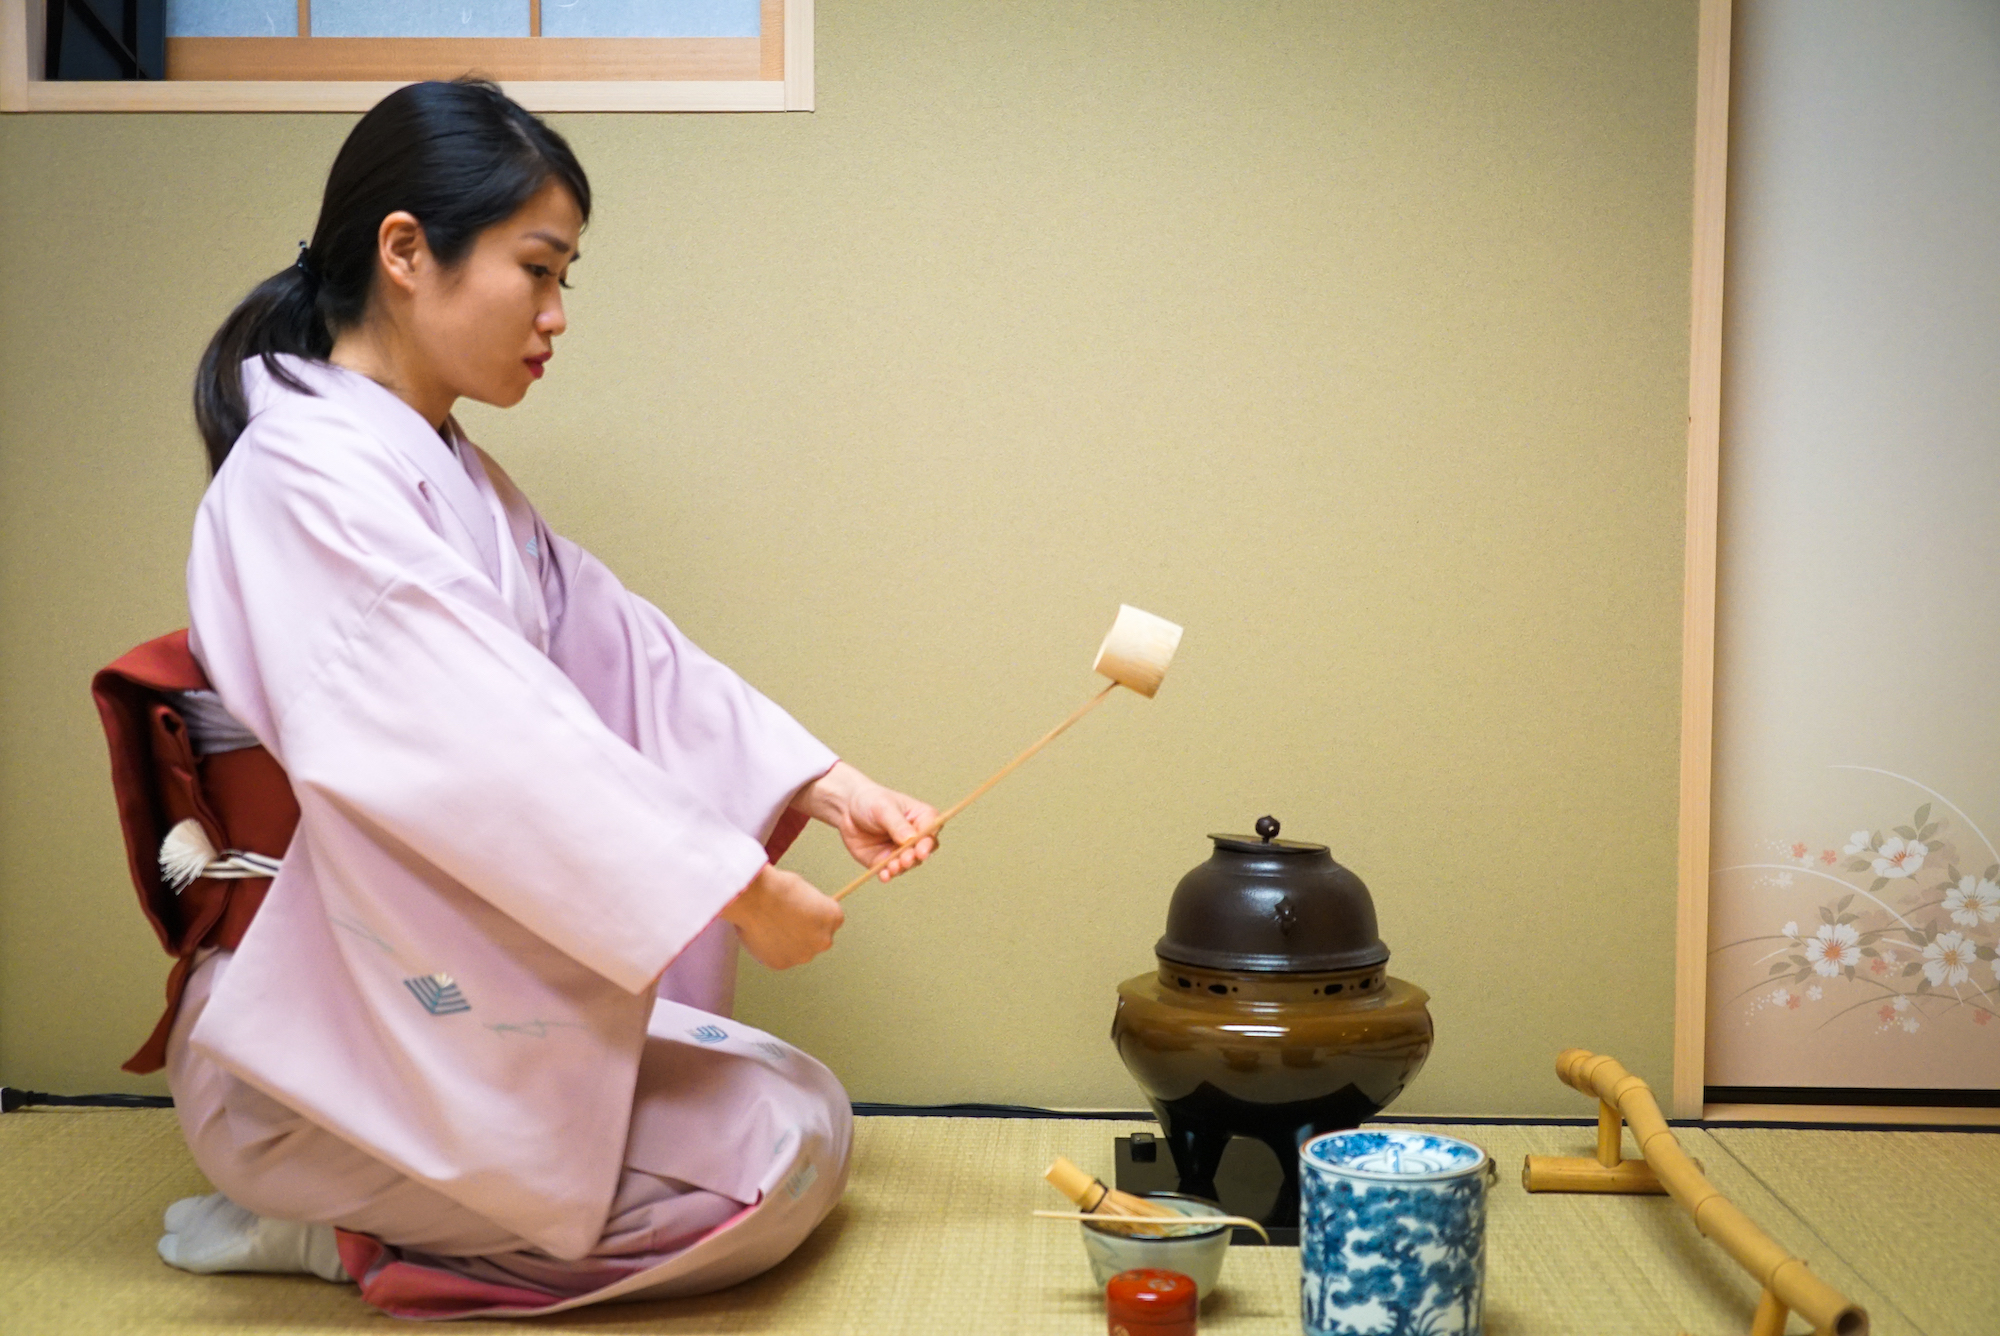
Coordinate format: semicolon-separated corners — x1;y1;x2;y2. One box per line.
721;863;844;969
794;760;940;883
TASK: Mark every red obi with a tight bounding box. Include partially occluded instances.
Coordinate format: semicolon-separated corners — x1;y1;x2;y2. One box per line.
92;630;298;1074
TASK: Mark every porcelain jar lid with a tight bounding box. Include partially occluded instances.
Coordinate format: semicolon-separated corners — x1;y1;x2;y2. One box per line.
1154;815;1390;974
1301;1129;1490;1182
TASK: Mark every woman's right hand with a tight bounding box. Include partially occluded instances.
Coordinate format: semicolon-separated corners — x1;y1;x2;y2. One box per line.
720;863;844;969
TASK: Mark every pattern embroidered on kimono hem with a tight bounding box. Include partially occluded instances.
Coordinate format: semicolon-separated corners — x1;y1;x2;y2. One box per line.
688;1024;728;1044
405;974;471;1015
331;914;396;955
486;1020;586;1039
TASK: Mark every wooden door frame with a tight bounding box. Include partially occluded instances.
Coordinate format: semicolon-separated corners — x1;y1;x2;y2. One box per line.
1671;0;1731;1122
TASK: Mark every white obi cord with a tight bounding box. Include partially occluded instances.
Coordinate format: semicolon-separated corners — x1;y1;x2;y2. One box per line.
158;692;281;891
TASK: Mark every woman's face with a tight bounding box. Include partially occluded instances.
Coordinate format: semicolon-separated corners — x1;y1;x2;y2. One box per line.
408;181;582;411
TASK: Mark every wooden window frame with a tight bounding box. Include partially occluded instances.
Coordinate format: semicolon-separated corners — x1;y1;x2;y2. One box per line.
0;0;812;111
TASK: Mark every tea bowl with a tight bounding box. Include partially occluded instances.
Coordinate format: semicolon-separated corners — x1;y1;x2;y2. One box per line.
1079;1192;1232;1299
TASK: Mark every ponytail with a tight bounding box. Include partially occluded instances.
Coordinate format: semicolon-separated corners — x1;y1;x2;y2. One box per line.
193;249;332;475
192;78;591;474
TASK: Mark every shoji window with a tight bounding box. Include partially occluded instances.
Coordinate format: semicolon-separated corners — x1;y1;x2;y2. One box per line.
1;0;813;111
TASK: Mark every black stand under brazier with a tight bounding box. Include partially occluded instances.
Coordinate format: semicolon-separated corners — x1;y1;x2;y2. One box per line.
1112;1132;1298;1247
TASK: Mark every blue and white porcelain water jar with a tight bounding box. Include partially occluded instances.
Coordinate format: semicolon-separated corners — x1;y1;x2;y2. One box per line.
1298;1129;1490;1336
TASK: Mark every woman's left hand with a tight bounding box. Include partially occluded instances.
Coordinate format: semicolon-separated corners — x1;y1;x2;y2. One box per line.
794;761;940;882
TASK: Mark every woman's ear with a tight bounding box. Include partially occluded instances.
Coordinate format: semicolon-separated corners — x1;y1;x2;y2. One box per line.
375;211;429;296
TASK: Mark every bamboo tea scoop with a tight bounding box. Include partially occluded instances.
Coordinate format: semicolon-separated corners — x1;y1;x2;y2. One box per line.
833;605;1183;901
1033;1210;1271;1243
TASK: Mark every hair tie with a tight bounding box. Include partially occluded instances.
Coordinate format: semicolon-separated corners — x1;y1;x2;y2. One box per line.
294;241;316;280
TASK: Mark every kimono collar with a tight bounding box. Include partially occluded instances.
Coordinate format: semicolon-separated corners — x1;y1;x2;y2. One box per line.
244;356;503;580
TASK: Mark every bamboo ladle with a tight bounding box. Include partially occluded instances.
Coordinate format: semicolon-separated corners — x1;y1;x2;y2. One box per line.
833;604;1183;901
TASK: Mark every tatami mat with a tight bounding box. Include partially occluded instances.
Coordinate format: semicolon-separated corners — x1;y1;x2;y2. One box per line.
1707;1127;2000;1336
0;1110;1988;1334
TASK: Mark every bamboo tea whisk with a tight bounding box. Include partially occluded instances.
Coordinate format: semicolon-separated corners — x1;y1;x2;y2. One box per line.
833;604;1183;901
1044;1156;1184;1238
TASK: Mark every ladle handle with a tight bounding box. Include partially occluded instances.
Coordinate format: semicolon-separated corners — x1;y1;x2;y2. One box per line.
832;682;1122;902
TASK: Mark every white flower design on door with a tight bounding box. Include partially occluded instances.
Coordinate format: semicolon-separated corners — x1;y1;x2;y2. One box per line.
1712;770;2000;1072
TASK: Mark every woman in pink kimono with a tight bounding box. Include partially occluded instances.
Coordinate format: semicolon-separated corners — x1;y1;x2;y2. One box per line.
154;79;937;1319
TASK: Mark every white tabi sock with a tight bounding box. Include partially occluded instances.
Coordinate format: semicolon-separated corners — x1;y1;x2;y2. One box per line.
158;1192;350;1283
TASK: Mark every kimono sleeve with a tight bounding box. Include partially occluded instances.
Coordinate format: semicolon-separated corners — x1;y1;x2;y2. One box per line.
537;532;839;849
190;413;772;994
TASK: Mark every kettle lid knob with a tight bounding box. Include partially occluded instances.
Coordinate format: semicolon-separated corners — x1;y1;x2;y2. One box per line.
1255;815;1280;843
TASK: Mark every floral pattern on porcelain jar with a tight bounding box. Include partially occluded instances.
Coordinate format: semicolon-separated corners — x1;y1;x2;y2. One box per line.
1299;1131;1488;1336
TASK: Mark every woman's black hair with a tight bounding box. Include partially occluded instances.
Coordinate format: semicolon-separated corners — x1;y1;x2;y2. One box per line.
193;78;591;473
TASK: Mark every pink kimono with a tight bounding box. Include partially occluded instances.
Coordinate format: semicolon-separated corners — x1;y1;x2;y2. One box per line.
169;356;849;1318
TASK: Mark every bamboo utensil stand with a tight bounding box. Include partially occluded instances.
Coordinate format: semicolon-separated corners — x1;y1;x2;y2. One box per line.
1521;1096;1674;1195
834;605;1182;902
1523;1049;1866;1336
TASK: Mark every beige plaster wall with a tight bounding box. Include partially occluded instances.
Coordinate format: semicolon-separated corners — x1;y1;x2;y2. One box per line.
0;0;1696;1114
